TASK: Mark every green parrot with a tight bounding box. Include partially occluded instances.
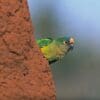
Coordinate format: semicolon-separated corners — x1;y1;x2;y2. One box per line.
37;37;75;64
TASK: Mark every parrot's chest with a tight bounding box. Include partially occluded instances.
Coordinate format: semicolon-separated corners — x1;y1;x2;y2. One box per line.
41;43;68;61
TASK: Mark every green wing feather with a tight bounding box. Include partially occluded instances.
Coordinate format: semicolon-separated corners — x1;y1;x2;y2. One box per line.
37;38;53;48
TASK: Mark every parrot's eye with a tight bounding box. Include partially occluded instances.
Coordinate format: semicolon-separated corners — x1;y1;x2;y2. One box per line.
63;41;67;44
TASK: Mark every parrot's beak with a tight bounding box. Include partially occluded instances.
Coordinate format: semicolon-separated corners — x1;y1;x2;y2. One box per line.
69;37;74;44
68;37;74;51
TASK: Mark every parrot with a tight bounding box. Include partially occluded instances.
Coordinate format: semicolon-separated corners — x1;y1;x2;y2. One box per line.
37;37;75;64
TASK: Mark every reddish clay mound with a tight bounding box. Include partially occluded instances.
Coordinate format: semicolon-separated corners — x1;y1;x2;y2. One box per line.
0;0;56;100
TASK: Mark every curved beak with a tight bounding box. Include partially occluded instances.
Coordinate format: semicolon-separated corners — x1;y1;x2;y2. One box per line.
69;37;75;44
68;37;75;51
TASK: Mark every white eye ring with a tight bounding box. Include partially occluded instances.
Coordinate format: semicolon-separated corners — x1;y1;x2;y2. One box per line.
63;41;67;44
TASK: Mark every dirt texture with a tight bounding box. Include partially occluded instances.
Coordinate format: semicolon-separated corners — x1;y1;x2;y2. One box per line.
0;0;56;100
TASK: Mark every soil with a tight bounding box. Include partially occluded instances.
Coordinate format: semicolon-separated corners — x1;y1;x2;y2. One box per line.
0;0;56;100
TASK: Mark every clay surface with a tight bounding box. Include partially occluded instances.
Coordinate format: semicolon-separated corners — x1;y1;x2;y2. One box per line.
0;0;56;100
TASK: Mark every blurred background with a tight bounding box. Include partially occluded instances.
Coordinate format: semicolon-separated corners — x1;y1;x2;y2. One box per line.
28;0;100;99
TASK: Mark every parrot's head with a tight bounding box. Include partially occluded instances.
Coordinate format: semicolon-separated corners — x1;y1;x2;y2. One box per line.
56;37;75;52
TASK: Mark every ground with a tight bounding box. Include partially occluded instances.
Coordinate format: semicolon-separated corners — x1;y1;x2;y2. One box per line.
0;0;56;100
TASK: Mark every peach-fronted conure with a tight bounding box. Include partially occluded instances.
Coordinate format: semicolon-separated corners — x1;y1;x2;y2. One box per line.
37;37;75;64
